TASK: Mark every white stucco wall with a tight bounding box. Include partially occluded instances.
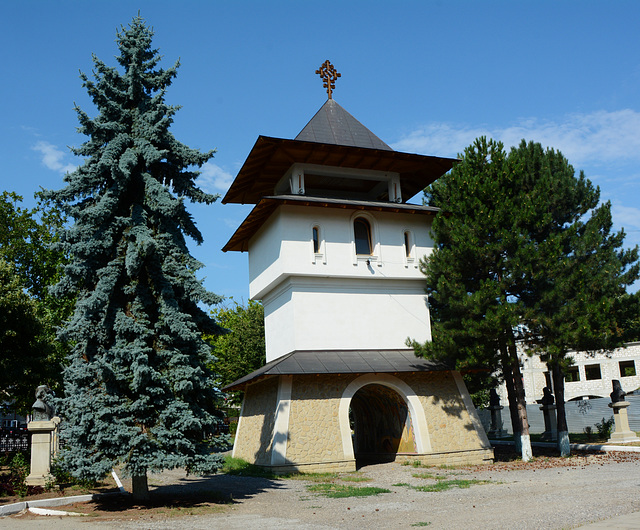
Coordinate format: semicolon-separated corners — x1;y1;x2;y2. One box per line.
247;205;434;361
497;342;640;404
262;277;431;361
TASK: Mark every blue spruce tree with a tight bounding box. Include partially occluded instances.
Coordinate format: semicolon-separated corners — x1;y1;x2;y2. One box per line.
45;16;225;500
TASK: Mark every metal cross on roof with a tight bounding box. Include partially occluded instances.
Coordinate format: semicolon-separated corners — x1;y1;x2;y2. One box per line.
316;60;341;99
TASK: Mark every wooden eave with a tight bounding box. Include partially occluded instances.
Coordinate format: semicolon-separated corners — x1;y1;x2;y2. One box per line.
222;136;457;205
222;195;440;252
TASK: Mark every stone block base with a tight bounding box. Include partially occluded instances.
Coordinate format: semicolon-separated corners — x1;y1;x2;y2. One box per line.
254;448;494;475
608;431;640;444
233;371;493;472
264;460;357;475
540;430;558;442
25;473;54;487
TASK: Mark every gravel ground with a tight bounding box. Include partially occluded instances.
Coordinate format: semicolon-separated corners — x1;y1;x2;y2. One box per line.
3;450;640;529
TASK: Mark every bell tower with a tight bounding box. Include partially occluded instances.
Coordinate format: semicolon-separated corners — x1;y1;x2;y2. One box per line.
222;62;493;472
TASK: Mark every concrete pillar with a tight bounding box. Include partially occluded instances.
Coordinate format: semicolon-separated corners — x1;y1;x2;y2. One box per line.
608;402;640;444
540;404;558;441
25;417;60;486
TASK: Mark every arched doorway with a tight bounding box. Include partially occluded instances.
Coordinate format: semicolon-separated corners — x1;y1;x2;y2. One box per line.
349;383;417;466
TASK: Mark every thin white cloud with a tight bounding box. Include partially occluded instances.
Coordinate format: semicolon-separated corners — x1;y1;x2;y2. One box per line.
393;110;640;262
198;162;233;193
222;217;241;229
612;204;640;233
32;141;76;174
392;109;640;167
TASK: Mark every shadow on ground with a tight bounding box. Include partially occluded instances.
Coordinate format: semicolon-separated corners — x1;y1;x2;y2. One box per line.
86;473;286;513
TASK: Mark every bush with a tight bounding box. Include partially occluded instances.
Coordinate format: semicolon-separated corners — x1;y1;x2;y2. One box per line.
0;452;37;497
9;452;29;496
49;457;99;489
595;416;615;440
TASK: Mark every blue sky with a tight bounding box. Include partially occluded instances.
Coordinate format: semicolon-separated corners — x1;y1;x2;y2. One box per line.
2;1;640;301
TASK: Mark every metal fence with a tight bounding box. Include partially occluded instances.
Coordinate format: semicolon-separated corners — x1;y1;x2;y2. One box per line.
0;432;30;453
479;394;640;435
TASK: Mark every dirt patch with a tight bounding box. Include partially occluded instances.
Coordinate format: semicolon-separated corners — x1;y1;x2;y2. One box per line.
0;468;120;507
471;444;640;471
21;492;230;522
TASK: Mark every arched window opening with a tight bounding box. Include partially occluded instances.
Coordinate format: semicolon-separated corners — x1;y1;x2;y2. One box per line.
354;218;372;255
404;231;411;258
312;226;320;254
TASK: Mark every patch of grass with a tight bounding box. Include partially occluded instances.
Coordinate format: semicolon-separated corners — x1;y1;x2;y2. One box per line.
411;472;438;480
437;464;462;470
221;456;278;479
307;483;390;498
414;479;489;492
393;482;411;487
402;460;425;468
287;472;338;482
411;523;432;527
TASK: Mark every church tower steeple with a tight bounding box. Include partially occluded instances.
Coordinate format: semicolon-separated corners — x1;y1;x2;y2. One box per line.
222;63;493;473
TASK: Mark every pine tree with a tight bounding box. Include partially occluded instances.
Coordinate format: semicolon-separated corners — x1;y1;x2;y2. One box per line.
413;137;639;460
510;141;640;455
411;137;534;461
44;16;225;500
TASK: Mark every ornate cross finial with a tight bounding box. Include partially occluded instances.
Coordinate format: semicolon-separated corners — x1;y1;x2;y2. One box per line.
316;60;341;99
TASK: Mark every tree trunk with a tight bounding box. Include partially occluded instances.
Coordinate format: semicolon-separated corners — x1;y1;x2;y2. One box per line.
503;362;521;443
551;361;570;456
501;335;532;461
132;473;149;502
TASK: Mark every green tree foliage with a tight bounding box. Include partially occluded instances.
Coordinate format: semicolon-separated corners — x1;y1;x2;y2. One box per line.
0;192;67;299
510;142;639;454
0;192;72;408
413;137;639;458
43;16;225;500
207;300;266;405
0;259;48;413
411;137;534;461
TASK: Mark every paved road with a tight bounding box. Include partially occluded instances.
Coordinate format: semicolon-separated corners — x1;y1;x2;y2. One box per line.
579;511;640;529
2;454;640;529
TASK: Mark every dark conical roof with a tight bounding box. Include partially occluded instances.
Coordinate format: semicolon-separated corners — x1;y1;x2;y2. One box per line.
295;99;392;151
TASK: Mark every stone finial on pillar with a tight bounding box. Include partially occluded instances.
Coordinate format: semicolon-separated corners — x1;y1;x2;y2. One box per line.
608;380;640;444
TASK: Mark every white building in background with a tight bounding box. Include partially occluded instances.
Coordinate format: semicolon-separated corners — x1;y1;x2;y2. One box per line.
497;342;640;404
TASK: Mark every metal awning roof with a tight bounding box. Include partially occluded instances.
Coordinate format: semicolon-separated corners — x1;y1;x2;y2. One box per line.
221;135;457;205
222;349;451;391
222;195;439;252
